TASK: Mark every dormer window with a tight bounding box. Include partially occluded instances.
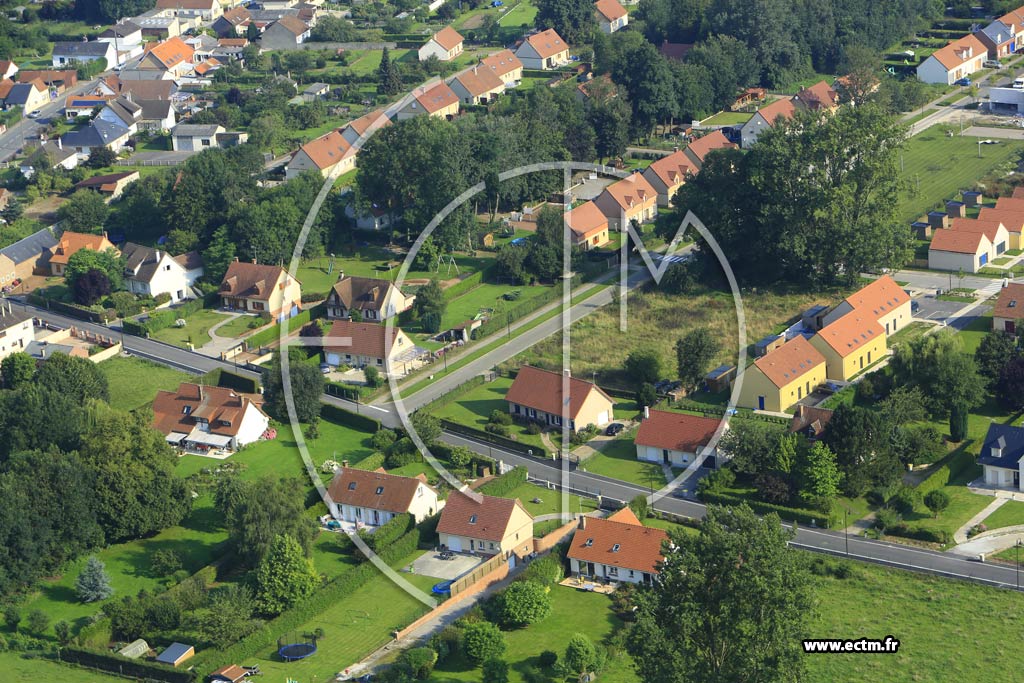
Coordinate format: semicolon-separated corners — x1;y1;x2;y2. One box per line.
584;538;593;547
612;544;621;552
182;406;192;415
348;482;357;490
375;486;384;495
469;515;477;524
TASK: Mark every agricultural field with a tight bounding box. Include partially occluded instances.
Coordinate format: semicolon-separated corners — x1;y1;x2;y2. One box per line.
897;126;1024;222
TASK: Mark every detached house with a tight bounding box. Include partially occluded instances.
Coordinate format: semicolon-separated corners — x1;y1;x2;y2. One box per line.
0;226;58;283
566;200;610;250
821;275;911;337
567;507;667;585
52;41;117;68
681;129;736;171
5;80;49;114
929;229;992;273
976;19;1016;60
74;170;140;200
437;490;534;558
326;275;414;321
0;60;17;80
46;231;118;277
993;282;1024;334
122;242;202;302
951;216;1010;256
634;409;719;468
594;0;628;34
326;467;442;527
505;365;615;430
979;206;1024;250
137;37;196;77
341;108;391;146
259;16;310;49
152;383;269;452
323;319;417;373
395;81;459;120
794;80;838;112
593;172;657;231
737;335;827;413
481;49;523;88
739;97;797;148
419;26;464;62
978;423;1024;490
916;34;986;85
286;129;354;179
219;260;302;320
516;28;570;70
642;150;695;206
0;302;35;361
155;0;222;21
810;313;887;381
449;65;505;105
213;6;251;37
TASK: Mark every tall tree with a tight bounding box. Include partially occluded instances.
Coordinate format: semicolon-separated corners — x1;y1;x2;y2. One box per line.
254;534;320;615
795;441;842;509
377;46;402;96
976;331;1018;389
227;477;317;566
534;0;597;43
0;351;35;389
262;348;325;423
57;189;110;231
36;352;109;404
629;504;813;683
76;556;114;603
675;327;719;390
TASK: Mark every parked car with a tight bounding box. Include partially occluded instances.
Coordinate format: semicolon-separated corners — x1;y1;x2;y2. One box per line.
27;110;41;119
954;77;971;86
605;423;624;436
984;60;1003;69
319;362;332;374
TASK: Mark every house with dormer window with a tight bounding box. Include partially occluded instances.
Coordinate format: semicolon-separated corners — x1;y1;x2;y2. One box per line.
151;382;269;452
916;34;986;85
436;490;534;558
326;467;442;527
978;424;1024;490
567;507;668;585
737;335;827;412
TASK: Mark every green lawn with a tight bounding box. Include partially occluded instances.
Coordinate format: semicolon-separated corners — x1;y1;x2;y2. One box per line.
20;496;228;637
429;377;547;451
311;530;362;580
959;314;993;355
887;323;931;348
99;356;194;411
296;249;492;298
701;111;753;126
431;586;636;683
494;481;598;518
215;314;265;339
898;127;1024;222
981;499;1024;530
440;282;554;331
499;0;539;26
579;431;667;489
0;652;127;683
149;308;239;349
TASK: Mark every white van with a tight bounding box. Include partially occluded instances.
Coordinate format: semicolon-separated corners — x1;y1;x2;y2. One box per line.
1014;77;1024;89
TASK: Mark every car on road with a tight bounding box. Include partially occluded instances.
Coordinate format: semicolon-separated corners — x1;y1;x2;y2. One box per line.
985;60;1003;69
605;423;624;436
955;77;972;86
27;110;41;119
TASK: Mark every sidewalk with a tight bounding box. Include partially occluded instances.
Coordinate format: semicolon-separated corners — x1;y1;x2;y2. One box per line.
953;497;1008;544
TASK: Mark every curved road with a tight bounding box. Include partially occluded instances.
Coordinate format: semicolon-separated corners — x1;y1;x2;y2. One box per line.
17;298;1024;591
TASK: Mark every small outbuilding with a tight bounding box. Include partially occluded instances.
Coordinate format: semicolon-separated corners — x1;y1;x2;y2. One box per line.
705;364;736;393
117;639;150;659
156;642;194;667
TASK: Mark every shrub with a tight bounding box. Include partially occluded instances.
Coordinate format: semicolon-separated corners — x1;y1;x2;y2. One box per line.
154;292;172;306
525;421;541;435
875;507;903;531
358;452;386;472
924;489;951;518
364;365;382;388
400;646;437;679
151;549;183;577
855;376;875;402
371;428;398;451
485;422;510;437
888;486;918;515
478;466;528;497
489;409;512;425
4;605;20;632
462;621;505;664
26;609;48;635
385;448;419;468
521;555;564;587
539;650;558;668
490;580;551;628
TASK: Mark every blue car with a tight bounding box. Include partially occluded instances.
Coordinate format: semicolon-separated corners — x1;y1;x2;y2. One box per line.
955;77;971;86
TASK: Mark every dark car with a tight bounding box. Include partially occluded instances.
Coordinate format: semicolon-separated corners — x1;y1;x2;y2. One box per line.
605;423;624;436
954;77;971;86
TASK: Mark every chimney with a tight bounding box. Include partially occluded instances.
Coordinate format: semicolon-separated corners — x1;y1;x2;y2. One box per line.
251;258;257;264
233;256;239;262
578;516;586;529
342;459;349;468
643;405;650;420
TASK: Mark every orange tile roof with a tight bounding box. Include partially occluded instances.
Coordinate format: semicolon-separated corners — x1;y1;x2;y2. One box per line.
273;16;309;37
567;512;668;574
753;336;825;388
634;409;720;453
995;282;1024;320
795;80;838;111
219;261;294;302
151;382;267;439
298;129;351;170
505;365;614;420
326;467;432;514
844;275;910;322
996;196;1024;213
526;28;569;59
413;82;459;114
481;49;522;78
756;97;798;126
0;81;15;100
346;108;390;137
950;217;1006;243
431;26;464;51
48;231;117;266
323;319;406;360
684;130;737;163
600;173;656;212
452;64;504;97
218;38;248;47
980;206;1024;233
145;37;194;69
645;150;694;188
594;0;628;21
814;314;885;358
566;201;608;240
929;34;986;70
930;228;988;254
437;490;532;542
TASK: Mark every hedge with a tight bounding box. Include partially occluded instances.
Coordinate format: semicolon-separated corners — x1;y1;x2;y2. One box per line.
217;369;259;394
361;512;414;552
440;418;538;457
123;299;205;337
244;306;320;349
478;466;529;497
699;490;830;527
190;526;423;673
444;263;497;301
60;647;197;683
418;375;486;414
321;401;382;432
886;524;952;545
916;449;977;496
473;276;581;340
27;293;108;323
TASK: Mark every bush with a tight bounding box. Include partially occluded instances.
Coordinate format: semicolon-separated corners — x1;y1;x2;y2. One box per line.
888;486;918;515
489;409;512;426
360;513;413;553
154;292;172;306
924;489;951;518
539;650;558;668
462;621;506;664
478;466;528;497
525;421;541;435
875;507;903;531
855;376;875;402
371;428;398;451
151;549;183;577
485;422;510;437
385;448;419;468
521;555;564;587
490;580;551;628
109;291;142;318
357;452;386;472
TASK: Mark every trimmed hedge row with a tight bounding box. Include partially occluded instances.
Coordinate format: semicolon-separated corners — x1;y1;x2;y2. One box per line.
699;490;830;527
191;526;423;673
216;369;260;394
27;293;108;323
361;512;414;552
917;449;977;496
444;263;497;301
244;308;314;349
123;298;205;337
321;401;382;432
60;647;197;683
440;418;537;457
887;524;952;545
478;465;528;497
356;452;386;471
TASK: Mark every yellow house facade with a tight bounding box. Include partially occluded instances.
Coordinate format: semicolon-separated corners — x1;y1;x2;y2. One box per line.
736;336;827;413
810;314;887;380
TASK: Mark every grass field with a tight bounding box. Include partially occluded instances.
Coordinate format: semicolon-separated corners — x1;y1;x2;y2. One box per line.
99;356;194;411
149;308;238;349
215;313;265;338
886;320;931;348
496;481;598;517
429;376;547;451
898;127;1024;222
498;0;538;26
440;282;554;331
0;652;127;683
579;431;667;488
295;249;492;297
980;499;1024;530
959;314;993;355
20;496;227;637
701;111;753;126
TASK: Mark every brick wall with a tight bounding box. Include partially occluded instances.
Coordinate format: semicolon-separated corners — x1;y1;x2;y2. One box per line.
533;517;579;554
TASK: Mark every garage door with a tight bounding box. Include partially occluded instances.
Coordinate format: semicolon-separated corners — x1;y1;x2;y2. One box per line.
447;537;462;552
596;411;609;425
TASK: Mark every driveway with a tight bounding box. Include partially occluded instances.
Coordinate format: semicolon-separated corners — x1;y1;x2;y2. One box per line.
406;550;483;581
913;294;981;323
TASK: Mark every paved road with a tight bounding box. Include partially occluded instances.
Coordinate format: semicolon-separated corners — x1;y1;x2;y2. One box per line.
0;80;94;163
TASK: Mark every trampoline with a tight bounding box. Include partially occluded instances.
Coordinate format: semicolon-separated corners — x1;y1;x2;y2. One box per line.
277;633;319;662
432;580;453;595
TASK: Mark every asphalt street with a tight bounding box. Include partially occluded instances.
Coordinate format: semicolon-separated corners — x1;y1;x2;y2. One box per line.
0;80;93;163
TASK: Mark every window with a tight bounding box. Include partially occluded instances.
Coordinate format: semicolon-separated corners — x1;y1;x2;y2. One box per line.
348;482;357;490
490;542;496;549
607;566;619;577
201;138;211;146
584;538;593;547
375;486;384;495
182;406;192;415
612;544;620;552
252;301;264;311
469;515;477;524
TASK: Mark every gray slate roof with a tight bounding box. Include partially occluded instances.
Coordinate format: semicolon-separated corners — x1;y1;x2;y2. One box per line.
978;423;1024;469
53;41;112;58
61;118;130;148
172;123;222;137
0;226;58;266
981;20;1014;45
5;82;41;106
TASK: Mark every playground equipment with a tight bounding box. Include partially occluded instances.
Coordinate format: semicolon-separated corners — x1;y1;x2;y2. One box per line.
277;632;319;662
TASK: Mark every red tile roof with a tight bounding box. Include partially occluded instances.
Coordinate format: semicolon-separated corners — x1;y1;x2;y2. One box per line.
505;365;614;420
634;409;720;453
323;319;408;360
594;0;628;22
950;217;1006;243
644;150;694;189
566;201;608;240
844;275;910;322
48;231;117;266
452;64;504;97
219;261;293;302
600;173;656;212
930;228;988;254
431;26;464;52
346;108;390;137
979;207;1024;233
326;467;432;514
144;37;194;69
298;129;351;170
684;130;737;164
151;382;266;438
815;313;885;358
413;82;459;114
437;490;532;542
567;512;668;574
929;34;986;71
995;282;1024;320
525;29;569;59
996;196;1024;214
756;97;798;126
753;336;825;388
795;80;838;111
480;49;522;79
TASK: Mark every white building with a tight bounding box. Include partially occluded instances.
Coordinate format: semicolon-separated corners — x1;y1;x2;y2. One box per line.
979;424;1024;490
326;467;442;527
633;408;719;468
515;28;570;70
916;34;987;85
0;302;35;361
418;26;464;62
122;243;203;302
151;383;269;452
